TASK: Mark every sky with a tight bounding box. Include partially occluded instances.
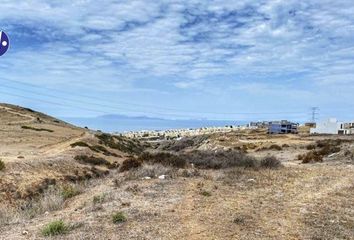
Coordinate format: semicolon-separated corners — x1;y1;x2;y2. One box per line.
0;0;354;122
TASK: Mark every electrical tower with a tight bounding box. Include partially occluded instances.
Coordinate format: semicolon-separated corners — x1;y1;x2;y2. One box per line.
310;107;319;123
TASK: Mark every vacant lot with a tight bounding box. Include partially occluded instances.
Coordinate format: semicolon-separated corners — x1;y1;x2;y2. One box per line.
0;103;353;239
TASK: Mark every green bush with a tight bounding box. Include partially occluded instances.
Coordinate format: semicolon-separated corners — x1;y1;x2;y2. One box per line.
93;194;106;204
41;220;68;236
200;190;212;197
0;159;5;171
112;212;127;224
61;185;80;200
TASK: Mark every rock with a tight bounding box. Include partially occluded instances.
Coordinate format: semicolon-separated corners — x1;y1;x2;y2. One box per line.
143;176;152;180
158;175;167;180
247;179;256;183
22;230;28;235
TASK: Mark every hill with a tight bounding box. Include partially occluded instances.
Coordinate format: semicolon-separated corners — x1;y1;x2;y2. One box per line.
0;103;144;201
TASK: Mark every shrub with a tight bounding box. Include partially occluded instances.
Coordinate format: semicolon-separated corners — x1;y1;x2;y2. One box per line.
318;145;340;156
260;156;282;169
301;151;323;163
41;220;68;236
138;152;186;168
112;212;127;224
96;133;144;154
159;136;208;152
91;166;109;177
268;144;282;151
182;150;258;169
70;141;90;148
93;194;106;204
0;159;5;171
200;190;212;197
306;144;316;150
119;158;142;172
21;125;54;132
301;139;342;164
61;185;80;200
90;145;117;156
71;142;118;156
233;216;245;224
74;155;111;167
166;138;195;151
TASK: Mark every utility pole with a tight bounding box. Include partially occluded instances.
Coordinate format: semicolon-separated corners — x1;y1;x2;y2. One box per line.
310;107;319;123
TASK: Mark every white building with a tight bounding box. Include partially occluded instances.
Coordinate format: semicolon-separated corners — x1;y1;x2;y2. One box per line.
310;118;354;135
338;122;354;135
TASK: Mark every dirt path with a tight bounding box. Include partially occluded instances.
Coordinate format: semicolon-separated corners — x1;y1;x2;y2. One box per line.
38;131;88;155
174;181;210;240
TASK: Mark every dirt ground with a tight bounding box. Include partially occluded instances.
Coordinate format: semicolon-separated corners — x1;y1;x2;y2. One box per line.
0;103;353;240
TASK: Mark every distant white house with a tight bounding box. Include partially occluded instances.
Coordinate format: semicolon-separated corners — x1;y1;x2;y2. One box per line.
338;122;354;135
310;118;354;135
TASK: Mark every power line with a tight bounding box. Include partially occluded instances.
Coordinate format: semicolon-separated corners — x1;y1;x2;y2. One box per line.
310;107;319;122
0;78;199;113
0;90;110;114
0;79;307;117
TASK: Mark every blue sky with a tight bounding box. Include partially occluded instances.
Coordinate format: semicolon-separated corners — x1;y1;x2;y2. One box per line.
0;0;354;122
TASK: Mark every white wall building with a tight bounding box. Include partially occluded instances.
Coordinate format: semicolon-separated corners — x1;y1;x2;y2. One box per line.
310;118;354;135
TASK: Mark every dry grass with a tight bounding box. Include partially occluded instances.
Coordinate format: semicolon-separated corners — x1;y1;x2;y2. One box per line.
138;151;187;168
182;150;258;169
299;139;343;163
124;164;176;180
61;184;81;200
0;185;64;225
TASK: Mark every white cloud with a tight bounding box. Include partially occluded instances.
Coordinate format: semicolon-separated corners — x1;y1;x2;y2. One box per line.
0;0;354;118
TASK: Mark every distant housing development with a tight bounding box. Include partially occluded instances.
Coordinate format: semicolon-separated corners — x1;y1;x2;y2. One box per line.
268;120;298;134
310;118;354;135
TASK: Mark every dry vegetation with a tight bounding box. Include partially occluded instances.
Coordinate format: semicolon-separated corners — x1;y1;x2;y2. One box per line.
1;103;354;239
